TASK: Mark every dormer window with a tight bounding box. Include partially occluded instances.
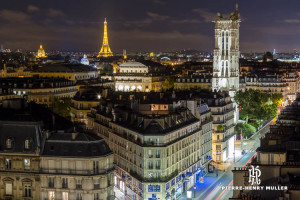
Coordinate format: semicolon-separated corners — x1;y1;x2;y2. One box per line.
24;139;30;150
6;138;13;149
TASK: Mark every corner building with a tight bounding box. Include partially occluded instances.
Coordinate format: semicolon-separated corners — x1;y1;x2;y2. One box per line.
88;92;213;200
40;132;115;200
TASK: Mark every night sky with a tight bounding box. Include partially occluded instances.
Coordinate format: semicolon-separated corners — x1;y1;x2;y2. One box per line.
0;0;300;53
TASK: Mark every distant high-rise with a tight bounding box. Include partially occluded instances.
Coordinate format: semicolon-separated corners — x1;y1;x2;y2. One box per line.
98;18;113;57
36;44;46;58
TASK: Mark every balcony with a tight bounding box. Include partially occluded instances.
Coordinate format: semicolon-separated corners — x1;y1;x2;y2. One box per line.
213;139;224;143
201;117;213;125
40;167;115;176
213;132;235;143
214;120;225;124
130;169;178;183
48;183;54;188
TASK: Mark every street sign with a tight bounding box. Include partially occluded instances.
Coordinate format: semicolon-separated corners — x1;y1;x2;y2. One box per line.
194;184;196;189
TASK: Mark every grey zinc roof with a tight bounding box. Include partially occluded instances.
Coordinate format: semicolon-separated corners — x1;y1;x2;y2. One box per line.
41;132;112;158
34;63;97;73
0;121;43;154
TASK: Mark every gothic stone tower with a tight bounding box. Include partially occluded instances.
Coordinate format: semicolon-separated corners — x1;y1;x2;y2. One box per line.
212;4;240;96
98;18;113;57
212;4;240;123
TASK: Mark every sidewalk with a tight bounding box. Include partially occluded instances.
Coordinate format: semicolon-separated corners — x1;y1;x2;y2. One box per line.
178;170;226;200
178;142;251;200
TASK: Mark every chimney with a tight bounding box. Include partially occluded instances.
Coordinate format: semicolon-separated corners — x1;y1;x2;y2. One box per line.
52;114;55;130
172;91;176;99
160;93;164;100
72;132;78;140
45;131;51;139
112;108;117;122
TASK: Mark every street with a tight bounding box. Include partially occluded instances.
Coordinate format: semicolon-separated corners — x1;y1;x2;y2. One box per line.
179;122;268;200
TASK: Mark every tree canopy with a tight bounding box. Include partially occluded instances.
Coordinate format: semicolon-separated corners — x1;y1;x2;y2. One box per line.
234;89;282;123
235;122;256;137
162;76;175;91
53;97;72;119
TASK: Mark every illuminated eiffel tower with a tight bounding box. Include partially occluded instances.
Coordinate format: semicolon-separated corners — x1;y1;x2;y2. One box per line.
98;18;113;57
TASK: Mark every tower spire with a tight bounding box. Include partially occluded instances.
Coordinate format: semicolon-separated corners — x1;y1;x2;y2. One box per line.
97;18;113;57
235;3;238;11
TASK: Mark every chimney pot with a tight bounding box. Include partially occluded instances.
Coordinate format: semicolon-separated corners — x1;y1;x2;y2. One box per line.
72;132;78;140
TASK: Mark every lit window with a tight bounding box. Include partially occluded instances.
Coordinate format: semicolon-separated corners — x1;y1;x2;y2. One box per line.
48;191;55;200
5;159;11;169
24;139;30;149
62;192;68;200
24;159;30;170
6;138;12;149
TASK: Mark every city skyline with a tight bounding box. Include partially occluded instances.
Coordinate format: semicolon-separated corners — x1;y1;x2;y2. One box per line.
1;0;300;53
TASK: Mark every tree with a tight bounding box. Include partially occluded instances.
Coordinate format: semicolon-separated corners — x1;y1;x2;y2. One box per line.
235;122;256;137
53;97;72;118
217;125;225;131
234;89;281;123
271;93;283;107
162;76;175;91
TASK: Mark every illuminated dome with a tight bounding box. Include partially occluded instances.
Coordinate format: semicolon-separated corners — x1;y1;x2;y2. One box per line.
36;44;46;58
80;54;89;65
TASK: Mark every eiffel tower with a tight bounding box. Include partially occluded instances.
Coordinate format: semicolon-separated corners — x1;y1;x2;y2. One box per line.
98;18;113;57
